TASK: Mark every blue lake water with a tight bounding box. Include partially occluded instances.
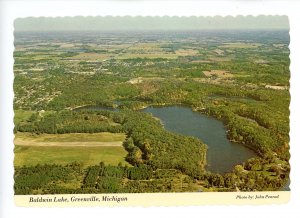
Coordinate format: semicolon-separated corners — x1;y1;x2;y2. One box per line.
143;106;257;174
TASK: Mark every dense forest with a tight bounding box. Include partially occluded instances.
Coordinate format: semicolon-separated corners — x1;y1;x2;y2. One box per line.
15;158;288;194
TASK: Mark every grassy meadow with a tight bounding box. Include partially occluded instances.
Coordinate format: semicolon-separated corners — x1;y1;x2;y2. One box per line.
14;145;128;168
14;132;128;167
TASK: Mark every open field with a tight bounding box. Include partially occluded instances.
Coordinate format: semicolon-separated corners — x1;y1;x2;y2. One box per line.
14;110;34;124
14;110;55;124
202;70;233;78
116;53;179;59
14;145;128;167
14;132;128;167
70;52;112;60
14;132;126;147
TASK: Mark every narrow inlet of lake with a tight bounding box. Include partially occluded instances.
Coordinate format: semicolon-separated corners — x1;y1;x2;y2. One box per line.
143;106;257;174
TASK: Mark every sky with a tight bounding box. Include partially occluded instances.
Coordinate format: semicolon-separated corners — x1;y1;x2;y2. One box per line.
14;16;289;31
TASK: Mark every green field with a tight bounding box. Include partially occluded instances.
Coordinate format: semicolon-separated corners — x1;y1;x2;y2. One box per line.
14;132;128;167
14;145;128;167
14;110;54;125
14;110;34;124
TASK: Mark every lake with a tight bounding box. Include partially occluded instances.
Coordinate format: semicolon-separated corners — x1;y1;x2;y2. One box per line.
143;106;257;174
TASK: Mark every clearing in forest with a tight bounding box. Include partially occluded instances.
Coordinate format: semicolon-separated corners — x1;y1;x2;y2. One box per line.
14;132;128;167
202;70;233;78
14;145;128;167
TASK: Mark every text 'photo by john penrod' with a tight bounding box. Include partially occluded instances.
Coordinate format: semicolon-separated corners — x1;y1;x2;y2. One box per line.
13;16;290;195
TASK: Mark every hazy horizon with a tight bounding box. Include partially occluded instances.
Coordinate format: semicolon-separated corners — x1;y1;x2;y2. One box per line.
14;16;289;32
